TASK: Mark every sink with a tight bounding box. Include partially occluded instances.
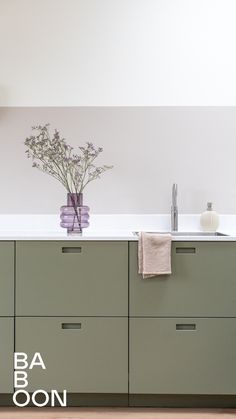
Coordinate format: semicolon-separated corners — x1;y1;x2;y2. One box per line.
132;231;228;237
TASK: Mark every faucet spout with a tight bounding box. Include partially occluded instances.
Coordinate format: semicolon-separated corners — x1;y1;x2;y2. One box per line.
171;183;178;231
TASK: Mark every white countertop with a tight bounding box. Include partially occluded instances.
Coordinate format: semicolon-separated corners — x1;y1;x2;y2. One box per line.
0;214;236;241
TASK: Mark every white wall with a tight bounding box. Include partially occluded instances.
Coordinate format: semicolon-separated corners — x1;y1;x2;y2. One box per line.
1;0;236;106
0;107;235;214
1;2;236;215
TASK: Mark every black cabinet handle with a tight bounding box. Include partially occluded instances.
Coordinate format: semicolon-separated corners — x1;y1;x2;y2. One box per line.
176;324;196;331
176;247;196;254
61;323;82;330
62;247;82;254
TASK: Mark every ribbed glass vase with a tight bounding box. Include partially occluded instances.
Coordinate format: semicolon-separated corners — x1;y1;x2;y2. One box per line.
60;193;90;235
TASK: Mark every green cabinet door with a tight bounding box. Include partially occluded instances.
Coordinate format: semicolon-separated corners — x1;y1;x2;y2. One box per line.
0;242;14;316
16;241;128;316
15;317;128;393
130;241;236;317
130;317;236;395
0;318;14;393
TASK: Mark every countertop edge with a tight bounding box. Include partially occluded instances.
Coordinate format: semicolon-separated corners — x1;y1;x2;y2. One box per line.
0;234;236;241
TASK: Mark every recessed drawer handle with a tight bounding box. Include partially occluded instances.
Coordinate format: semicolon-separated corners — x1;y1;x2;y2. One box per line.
176;247;196;254
61;323;82;330
176;324;196;331
62;247;82;254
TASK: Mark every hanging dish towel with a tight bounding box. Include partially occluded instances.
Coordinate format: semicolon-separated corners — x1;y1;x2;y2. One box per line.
138;232;172;279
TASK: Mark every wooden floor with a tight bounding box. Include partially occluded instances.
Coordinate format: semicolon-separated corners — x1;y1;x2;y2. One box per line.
0;408;236;418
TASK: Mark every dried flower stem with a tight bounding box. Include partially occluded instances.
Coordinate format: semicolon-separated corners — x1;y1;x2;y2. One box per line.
25;124;113;194
25;124;113;228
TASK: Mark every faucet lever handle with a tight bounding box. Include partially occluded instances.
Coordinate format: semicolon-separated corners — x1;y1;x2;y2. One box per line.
172;183;178;207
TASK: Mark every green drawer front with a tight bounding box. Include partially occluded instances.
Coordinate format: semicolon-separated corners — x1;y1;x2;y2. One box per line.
130;317;236;395
0;242;14;316
15;317;128;393
0;318;14;393
16;241;128;316
130;241;236;317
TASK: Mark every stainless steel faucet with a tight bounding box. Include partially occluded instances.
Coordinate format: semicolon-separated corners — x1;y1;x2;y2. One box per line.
171;183;178;231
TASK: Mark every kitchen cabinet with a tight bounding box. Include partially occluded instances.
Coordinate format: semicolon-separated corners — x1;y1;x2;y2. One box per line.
129;317;236;395
15;317;128;393
0;318;14;393
130;241;236;317
16;241;128;316
15;241;129;399
129;241;236;401
0;242;14;316
0;242;14;394
0;238;234;405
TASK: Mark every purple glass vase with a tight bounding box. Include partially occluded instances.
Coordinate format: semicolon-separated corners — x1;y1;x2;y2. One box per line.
60;193;90;235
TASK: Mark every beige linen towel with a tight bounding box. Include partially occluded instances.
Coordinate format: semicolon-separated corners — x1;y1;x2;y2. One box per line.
138;232;172;278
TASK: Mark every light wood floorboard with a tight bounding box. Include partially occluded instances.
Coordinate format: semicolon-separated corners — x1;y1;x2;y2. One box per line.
0;408;236;418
